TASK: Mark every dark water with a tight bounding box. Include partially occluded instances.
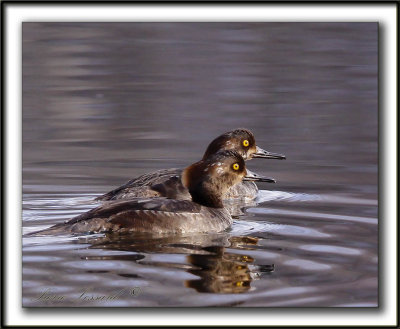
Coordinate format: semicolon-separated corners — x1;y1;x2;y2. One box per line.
22;23;378;307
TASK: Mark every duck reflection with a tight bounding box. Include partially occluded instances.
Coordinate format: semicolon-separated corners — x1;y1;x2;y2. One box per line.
78;233;274;294
186;246;255;293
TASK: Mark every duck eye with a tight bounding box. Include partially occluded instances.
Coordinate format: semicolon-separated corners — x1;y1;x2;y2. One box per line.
243;140;249;147
232;163;240;171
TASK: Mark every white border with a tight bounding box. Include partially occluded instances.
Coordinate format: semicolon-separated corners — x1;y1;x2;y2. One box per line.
5;3;397;327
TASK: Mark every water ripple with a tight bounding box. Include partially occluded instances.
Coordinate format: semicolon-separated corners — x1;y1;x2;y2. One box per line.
257;190;377;206
247;207;377;225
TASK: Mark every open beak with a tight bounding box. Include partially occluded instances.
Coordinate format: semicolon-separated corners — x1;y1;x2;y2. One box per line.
244;169;276;183
252;146;286;160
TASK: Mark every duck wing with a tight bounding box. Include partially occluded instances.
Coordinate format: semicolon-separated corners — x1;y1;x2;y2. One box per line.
95;168;183;201
31;198;202;235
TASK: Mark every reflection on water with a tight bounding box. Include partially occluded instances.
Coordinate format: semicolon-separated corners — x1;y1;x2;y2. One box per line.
83;234;273;294
23;23;377;307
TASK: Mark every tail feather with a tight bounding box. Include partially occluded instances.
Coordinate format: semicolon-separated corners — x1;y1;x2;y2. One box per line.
23;223;73;237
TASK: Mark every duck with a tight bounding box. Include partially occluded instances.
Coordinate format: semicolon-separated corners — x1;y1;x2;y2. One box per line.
30;150;274;235
96;128;285;202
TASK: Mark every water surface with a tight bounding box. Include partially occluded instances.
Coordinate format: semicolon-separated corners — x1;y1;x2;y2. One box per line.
22;23;378;307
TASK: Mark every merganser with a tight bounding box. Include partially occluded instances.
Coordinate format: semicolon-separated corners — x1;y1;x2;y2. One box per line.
31;150;274;235
96;128;285;201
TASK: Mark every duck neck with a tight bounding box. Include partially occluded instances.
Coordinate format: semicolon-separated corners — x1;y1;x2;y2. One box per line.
189;187;224;208
182;161;227;208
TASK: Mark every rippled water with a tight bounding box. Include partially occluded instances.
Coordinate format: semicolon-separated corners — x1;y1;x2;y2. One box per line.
22;23;378;307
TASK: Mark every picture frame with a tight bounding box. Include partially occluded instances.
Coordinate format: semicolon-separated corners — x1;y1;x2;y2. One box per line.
2;1;398;327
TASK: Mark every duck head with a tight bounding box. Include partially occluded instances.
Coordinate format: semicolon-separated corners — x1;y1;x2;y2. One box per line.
183;150;275;208
202;128;286;161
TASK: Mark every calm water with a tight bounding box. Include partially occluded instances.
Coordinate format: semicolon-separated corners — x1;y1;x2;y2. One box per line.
22;23;378;307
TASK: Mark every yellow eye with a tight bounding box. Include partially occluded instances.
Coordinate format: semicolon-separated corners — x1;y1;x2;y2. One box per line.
243;140;249;147
232;163;240;171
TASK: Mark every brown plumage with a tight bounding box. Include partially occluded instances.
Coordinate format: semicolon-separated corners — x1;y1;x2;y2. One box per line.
29;150;255;235
96;128;284;202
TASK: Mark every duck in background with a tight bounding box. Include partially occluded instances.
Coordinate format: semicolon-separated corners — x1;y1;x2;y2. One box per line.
96;128;285;202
